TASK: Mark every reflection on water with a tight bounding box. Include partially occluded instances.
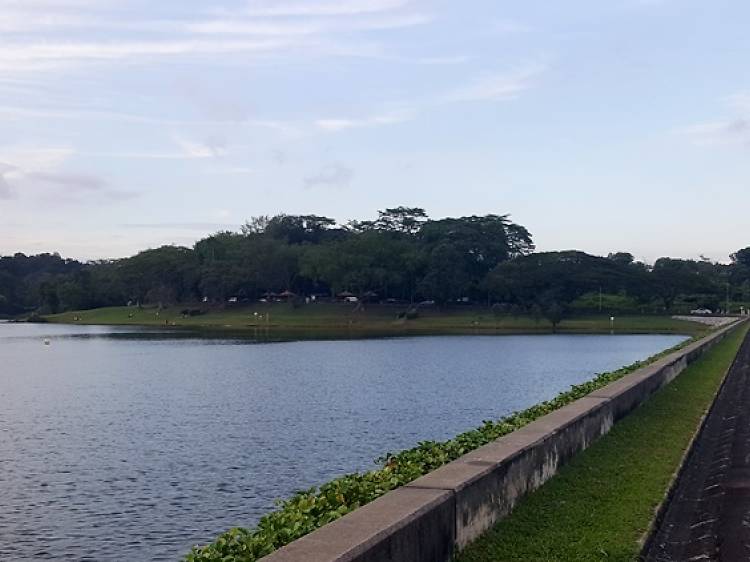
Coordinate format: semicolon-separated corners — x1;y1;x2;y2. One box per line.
0;323;686;561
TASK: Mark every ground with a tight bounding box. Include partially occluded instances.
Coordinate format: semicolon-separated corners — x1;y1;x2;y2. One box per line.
43;304;708;337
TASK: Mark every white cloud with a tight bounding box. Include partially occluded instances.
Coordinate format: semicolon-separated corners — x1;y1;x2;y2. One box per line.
401;55;470;65
679;92;750;147
443;64;547;103
2;0;110;6
315;110;413;132
203;166;254;175
0;0;117;33
312;64;546;133
0;12;96;32
492;20;533;34
0;105;303;143
88;152;196;160
184;20;322;36
0;0;441;80
0;146;75;175
352;12;432;29
0;39;292;73
173;136;227;159
90;137;232;160
242;0;411;18
185;13;430;35
0;145;135;203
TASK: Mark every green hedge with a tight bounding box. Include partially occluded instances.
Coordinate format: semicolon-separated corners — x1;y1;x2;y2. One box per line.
186;336;700;561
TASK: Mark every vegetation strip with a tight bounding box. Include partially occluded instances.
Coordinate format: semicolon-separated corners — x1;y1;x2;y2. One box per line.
455;323;749;562
46;305;708;338
185;332;710;561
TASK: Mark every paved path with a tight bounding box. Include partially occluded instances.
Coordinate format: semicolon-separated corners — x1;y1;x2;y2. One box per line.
644;329;750;561
672;315;739;328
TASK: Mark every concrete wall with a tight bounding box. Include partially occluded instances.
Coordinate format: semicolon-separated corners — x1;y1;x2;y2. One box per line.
262;321;743;562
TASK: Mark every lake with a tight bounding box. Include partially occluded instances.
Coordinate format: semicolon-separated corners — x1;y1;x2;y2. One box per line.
0;323;686;561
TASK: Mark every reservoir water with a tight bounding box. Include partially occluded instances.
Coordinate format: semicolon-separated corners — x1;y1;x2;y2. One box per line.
0;322;687;560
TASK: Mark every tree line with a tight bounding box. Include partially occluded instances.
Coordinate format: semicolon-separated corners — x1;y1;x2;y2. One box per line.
1;207;749;317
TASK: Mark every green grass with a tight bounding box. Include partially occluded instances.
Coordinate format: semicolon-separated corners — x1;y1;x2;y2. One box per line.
456;322;749;562
43;304;708;337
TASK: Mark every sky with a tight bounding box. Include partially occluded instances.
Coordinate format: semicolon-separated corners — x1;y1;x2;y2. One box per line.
0;0;748;263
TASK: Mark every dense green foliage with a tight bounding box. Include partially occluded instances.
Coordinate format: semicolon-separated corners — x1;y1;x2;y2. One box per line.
2;207;749;318
185;336;700;561
457;323;748;562
1;208;533;315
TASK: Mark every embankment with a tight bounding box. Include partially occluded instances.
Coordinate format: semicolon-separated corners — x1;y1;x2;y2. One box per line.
259;320;745;562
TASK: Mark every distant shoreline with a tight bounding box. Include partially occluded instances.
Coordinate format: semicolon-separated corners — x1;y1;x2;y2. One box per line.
39;304;710;338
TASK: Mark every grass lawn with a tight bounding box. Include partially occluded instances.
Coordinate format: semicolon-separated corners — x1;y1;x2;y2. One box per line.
44;304;708;337
456;322;749;562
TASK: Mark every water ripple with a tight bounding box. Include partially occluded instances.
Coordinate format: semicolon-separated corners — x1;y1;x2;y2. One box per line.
0;323;685;560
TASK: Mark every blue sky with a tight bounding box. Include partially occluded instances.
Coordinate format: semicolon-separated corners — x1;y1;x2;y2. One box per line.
1;0;748;262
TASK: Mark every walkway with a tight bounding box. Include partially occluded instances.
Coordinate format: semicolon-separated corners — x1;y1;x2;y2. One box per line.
644;329;750;561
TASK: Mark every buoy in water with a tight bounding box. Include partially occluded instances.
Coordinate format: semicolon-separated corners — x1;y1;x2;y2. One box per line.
43;338;50;345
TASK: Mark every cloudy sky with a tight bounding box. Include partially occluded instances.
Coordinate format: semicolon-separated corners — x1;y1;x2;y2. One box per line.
1;0;748;262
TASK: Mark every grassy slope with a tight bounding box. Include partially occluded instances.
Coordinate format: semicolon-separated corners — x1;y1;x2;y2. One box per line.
45;304;707;336
456;322;749;562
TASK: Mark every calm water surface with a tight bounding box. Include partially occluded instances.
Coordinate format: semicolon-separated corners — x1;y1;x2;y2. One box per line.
0;323;686;561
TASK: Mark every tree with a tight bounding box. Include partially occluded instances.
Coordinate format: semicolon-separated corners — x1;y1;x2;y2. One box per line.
1;208;738;320
530;303;543;324
241;215;270;235
419;243;471;304
119;246;199;305
263;214;338;244
374;207;428;234
651;258;719;311
38;281;60;314
731;247;750;268
544;302;565;332
607;252;635;266
420;214;534;301
301;232;415;298
486;251;651;309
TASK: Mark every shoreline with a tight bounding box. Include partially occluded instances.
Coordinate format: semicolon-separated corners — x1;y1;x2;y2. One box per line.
38;305;711;339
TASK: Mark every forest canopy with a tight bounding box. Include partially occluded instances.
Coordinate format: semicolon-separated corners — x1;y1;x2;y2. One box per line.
1;206;748;316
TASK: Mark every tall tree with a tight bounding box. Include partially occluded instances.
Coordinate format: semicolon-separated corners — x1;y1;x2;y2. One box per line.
374;207;428;234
